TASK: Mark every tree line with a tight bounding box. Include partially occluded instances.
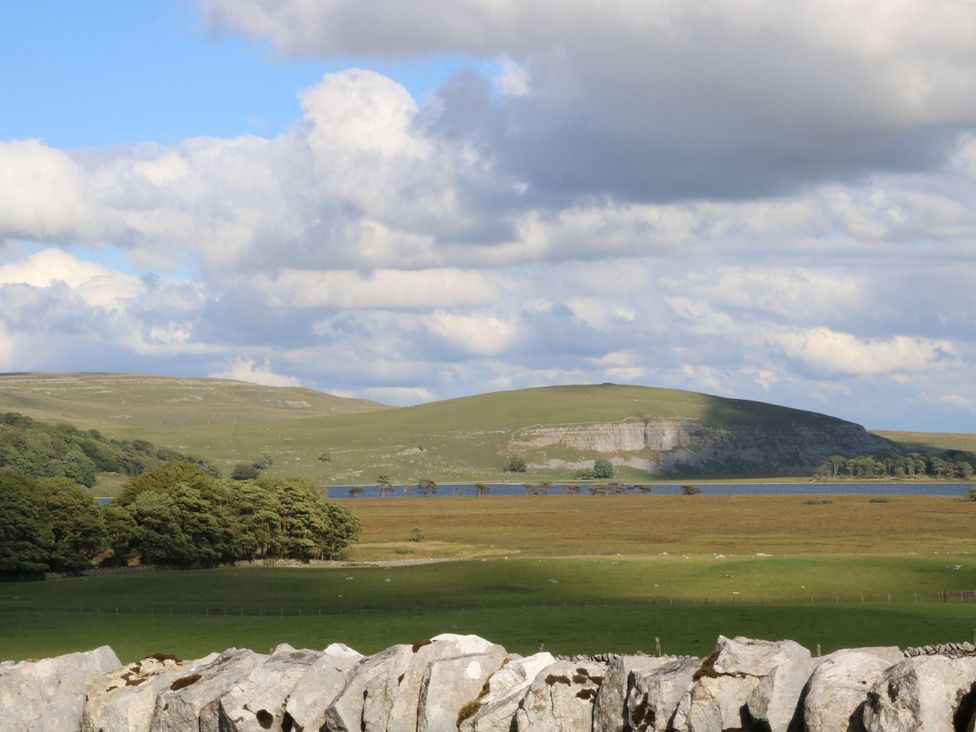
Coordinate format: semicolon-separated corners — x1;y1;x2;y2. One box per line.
0;412;218;487
813;452;975;480
0;461;359;580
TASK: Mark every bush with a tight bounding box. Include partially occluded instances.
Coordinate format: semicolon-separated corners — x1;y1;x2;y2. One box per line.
803;499;833;505
593;458;614;479
966;487;976;501
681;484;701;495
504;456;527;473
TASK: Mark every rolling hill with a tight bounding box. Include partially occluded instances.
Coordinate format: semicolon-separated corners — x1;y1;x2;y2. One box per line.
0;374;911;483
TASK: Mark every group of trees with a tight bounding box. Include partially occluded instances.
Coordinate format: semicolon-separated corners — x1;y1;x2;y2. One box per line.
0;461;359;579
0;412;218;487
814;452;975;480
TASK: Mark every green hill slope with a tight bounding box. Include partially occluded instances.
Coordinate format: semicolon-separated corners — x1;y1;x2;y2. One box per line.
0;376;902;481
0;373;388;433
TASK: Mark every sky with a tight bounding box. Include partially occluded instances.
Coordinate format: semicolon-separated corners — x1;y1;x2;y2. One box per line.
0;0;974;431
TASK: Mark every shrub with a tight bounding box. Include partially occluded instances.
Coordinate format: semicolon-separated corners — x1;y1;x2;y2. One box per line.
681;484;701;495
593;458;614;479
504;456;527;473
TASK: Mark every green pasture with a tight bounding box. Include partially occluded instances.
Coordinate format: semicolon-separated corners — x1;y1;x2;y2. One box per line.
3;557;975;662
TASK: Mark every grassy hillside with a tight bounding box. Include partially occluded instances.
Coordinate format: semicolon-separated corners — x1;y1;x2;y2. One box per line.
874;430;976;454
0;375;909;481
0;373;387;433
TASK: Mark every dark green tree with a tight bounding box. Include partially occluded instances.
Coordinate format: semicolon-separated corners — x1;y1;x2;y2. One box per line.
593;458;614;479
0;469;53;577
36;477;106;571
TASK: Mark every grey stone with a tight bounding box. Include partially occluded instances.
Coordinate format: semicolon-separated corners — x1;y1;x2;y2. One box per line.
282;644;362;731
218;644;325;731
514;659;607;732
593;654;678;732
149;648;266;732
625;657;700;732
459;653;557;732
0;645;120;732
418;651;509;732
862;655;976;732
802;648;901;732
82;653;215;732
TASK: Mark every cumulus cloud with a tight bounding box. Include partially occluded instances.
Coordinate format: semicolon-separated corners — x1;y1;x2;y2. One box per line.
211;356;303;387
774;327;958;377
206;0;976;200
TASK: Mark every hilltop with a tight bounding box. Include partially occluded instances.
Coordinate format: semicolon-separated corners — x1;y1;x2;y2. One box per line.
0;374;905;482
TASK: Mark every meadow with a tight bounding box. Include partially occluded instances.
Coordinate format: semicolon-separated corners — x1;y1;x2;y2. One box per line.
2;494;975;663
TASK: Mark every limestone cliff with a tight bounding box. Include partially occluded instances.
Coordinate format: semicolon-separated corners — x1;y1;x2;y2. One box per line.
509;418;894;475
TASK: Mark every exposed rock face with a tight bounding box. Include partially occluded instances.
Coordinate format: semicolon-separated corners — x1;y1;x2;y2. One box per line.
217;643;324;732
625;658;701;732
513;659;607;731
81;653;217;732
672;636;812;731
459;652;557;732
802;648;903;732
593;654;681;732
508;418;892;475
13;635;976;732
150;648;266;732
283;643;363;731
862;655;976;732
0;645;120;732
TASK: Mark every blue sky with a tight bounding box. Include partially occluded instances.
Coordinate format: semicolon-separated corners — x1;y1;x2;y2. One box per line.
0;0;974;431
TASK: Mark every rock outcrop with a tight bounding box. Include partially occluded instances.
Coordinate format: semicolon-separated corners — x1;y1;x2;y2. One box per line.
7;634;976;731
0;646;120;732
509;417;892;475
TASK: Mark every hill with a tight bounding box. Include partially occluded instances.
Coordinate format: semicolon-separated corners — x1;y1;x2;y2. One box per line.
0;373;387;432
0;375;907;482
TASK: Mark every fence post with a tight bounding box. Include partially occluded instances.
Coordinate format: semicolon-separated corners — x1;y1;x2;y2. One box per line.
655;637;662;657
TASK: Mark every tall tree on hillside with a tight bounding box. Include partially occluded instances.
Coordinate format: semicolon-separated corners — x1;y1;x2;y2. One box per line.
36;477;106;571
0;469;54;577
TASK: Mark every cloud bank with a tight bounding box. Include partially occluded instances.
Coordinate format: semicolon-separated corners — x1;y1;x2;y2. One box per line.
0;0;973;428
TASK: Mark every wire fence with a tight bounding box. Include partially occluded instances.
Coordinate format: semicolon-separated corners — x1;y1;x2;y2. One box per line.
4;589;975;620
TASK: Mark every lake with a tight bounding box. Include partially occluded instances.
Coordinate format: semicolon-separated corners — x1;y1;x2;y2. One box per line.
325;482;975;499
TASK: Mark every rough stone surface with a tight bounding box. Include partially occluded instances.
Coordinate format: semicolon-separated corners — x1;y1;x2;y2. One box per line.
745;655;821;731
387;634;506;732
459;652;557;732
150;648;266;732
418;650;509;732
218;643;324;731
862;655;976;732
625;657;700;732
283;644;362;731
514;659;607;732
0;645;120;732
593;654;677;732
322;643;416;732
802;648;902;732
672;636;811;731
81;653;214;732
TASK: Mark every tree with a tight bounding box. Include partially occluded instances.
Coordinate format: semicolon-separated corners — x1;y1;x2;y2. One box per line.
827;455;847;478
593;459;614;479
102;503;138;566
35;477;106;571
681;484;701;495
503;456;527;473
222;480;279;560
231;463;261;481
348;486;365;497
377;475;393;497
417;479;437;497
475;483;489;497
539;482;551;495
0;469;53;577
265;477;359;560
119;461;215;505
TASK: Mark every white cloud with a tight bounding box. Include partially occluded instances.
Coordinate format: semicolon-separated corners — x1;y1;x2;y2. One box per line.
774;327;958;377
211;356;303;387
426;312;518;356
0;248;144;310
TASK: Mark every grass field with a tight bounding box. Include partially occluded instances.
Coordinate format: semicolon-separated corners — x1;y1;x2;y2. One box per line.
3;494;975;662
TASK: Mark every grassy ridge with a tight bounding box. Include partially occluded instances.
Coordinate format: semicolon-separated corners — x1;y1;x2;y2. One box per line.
874;430;976;454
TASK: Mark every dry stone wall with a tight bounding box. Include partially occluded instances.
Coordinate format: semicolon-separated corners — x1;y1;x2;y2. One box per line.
2;633;975;731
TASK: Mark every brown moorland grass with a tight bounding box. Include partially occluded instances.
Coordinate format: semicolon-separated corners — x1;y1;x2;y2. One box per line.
347;494;976;558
